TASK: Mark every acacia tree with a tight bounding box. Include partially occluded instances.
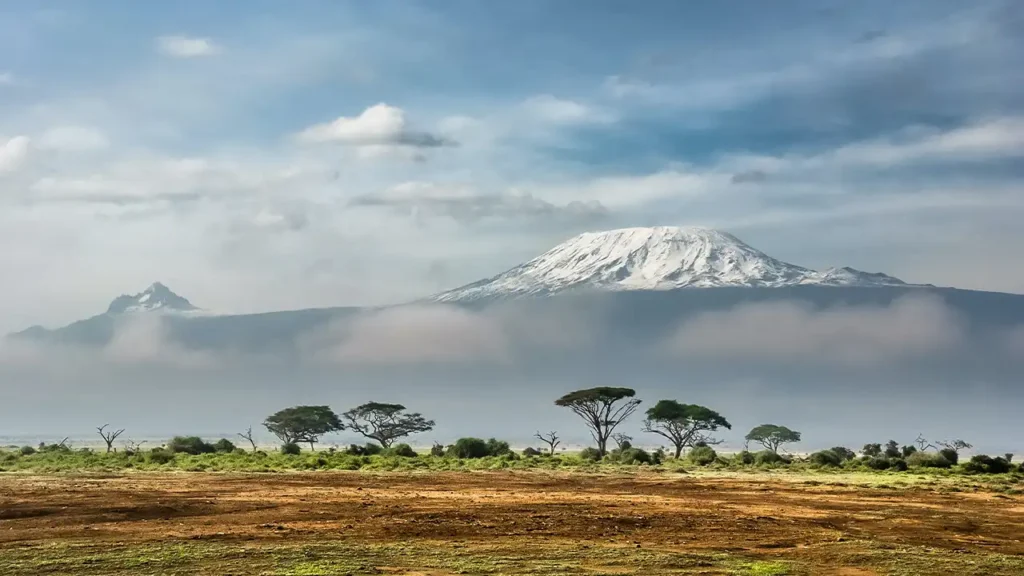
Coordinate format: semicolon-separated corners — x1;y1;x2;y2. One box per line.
745;424;801;454
96;424;125;453
534;431;561;455
263;406;342;451
555;387;640;457
341;402;434;448
642;401;731;459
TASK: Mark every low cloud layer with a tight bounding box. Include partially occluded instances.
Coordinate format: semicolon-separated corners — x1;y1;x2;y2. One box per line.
296;104;452;149
666;295;964;366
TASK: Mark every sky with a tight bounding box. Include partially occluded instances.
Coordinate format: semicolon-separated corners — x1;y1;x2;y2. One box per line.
1;0;1023;335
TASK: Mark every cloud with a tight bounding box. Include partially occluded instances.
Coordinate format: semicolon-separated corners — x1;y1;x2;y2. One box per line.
666;295;965;366
730;170;768;184
308;305;510;365
0;72;15;85
103;314;213;367
156;35;221;58
520;95;614;125
251;206;309;232
36;126;109;152
0;135;30;173
296;103;452;148
351;181;608;224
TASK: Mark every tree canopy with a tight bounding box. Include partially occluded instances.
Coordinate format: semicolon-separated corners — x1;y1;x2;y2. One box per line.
263;405;342;450
341;402;434;448
555;387;640;457
643;400;731;458
745;424;801;454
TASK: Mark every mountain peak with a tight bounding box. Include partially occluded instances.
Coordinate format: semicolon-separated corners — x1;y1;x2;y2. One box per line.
433;226;912;301
106;282;198;314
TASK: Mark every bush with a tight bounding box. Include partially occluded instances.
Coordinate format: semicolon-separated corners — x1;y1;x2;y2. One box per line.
651;447;665;465
865;457;891;470
907;451;953;468
430;443;445;457
688;445;717;466
148;448;174;464
809;450;842;467
485;438;512;457
890;458;908;472
213;439;237;453
735;450;755;465
578;447;602;462
617;447;652;465
448;437;490;459
522;447;543;458
938;448;959;465
280;443;301;455
830;447;857;461
167;436;216;455
19;446;36;456
387;443;417;458
754;450;786;465
963;455;1012;474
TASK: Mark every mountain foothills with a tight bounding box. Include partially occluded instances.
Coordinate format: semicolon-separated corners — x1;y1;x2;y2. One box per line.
11;226;1024;351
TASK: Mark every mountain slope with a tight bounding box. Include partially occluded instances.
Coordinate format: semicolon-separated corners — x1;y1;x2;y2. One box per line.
106;282;198;314
433;226;911;302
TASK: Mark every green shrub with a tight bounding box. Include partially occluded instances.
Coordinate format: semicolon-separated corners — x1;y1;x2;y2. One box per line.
617;447;652;465
865;456;891;470
963;455;1012;474
578;447;602;462
809;450;842;467
651;447;665;465
754;450;785;465
387;443;417;458
19;446;36;456
485;438;512;456
280;443;301;455
907;451;953;468
430;443;445;457
448;437;490;459
522;447;542;457
830;447;856;461
938;448;959;465
735;450;755;465
889;458;908;471
148;448;174;464
167;436;216;455
688;445;718;466
213;439;237;453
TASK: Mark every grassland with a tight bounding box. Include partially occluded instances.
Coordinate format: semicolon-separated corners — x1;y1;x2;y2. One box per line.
2;465;1024;575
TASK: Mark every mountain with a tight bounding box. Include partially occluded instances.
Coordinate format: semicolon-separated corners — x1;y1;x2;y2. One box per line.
432;226;913;302
106;282;199;314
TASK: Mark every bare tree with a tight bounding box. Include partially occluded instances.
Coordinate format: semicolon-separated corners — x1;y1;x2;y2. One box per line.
612;433;633;450
96;425;125;453
534;431;561;456
915;434;936;452
123;440;147;455
238;426;258;453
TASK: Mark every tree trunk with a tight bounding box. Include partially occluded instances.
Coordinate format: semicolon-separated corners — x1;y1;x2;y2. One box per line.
597;437;607;458
309;441;315;452
674;445;683;459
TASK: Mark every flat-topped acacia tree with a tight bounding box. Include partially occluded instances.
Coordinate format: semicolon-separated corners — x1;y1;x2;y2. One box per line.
263;405;343;451
341;402;435;448
745;424;801;454
642;400;731;459
555;387;640;458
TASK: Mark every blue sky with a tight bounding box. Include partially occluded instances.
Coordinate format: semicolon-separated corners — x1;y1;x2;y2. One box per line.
1;0;1023;332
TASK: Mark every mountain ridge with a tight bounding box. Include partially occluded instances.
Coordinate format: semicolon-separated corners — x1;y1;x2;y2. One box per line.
433;226;917;302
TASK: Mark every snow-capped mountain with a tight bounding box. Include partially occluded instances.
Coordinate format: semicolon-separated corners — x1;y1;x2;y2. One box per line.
433;226;911;302
106;282;199;314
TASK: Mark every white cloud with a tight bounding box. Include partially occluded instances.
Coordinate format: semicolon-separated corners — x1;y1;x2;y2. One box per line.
521;95;614;124
296;103;452;152
0;72;15;86
36;126;109;152
0;135;30;173
156;35;221;58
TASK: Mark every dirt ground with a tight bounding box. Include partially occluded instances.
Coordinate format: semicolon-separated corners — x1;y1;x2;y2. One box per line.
1;471;1023;575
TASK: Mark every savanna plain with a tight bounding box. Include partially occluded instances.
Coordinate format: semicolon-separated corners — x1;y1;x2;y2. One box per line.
3;464;1024;576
